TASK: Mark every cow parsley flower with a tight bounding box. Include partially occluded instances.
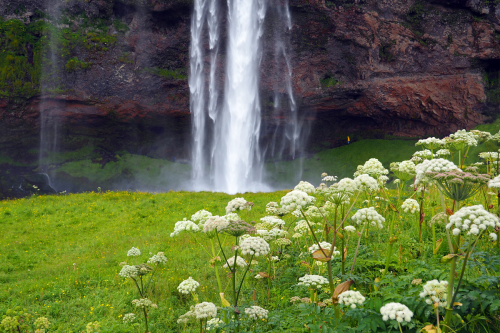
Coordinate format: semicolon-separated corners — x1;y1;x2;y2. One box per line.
245;306;268;320
334;177;359;194
308;242;340;257
435;149;451;157
257;228;287;240
354;158;389;179
345;225;356;233
206;318;224;331
224;212;241;222
240;237;270;257
223;256;247;268
322;175;338;182
280;190;316;213
275;237;292;246
119;265;138;278
171;219;200;237
260;216;285;227
446;205;500;236
354;174;379;192
191;209;212;227
177;277;200;294
127;247;141;257
132;298;157;309
338;290;366;309
416;137;445;150
265;201;287;216
450;129;478;148
147;252;167;264
123;313;136;324
488;175;500;189
295;181;316;193
415;158;459;185
419;280;448;307
351;207;385;229
490;233;498;241
297;274;329;288
413;149;433;160
194;302;217;319
401;199;419;214
226;198;251;214
380;302;413;323
294;220;311;233
203;216;229;234
391;161;417;181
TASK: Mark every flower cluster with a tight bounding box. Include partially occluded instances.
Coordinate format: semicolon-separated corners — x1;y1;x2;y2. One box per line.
275;237;292;246
171;219;200;237
435;149;451;157
446;205;500;236
223;212;241;222
488;175;500;189
191;209;212;227
308;242;340;257
322;175;338;182
345;225;356;233
265;201;287;216
297;274;329;289
416;137;445;150
222;220;256;237
413;150;433;160
450;129;478;147
177;277;200;294
479;152;499;161
338;291;366;309
333;178;359;194
401;199;419;214
380;303;413;323
256;228;287;240
351;207;385;229
203;216;229;234
226;198;252;214
415;158;459;185
147;252;167;264
122;313;136;324
294;220;311;234
194;302;217;319
245;306;268;320
223;256;247;268
280;190;316;213
354;158;389;178
294;181;316;194
260;216;285;227
132;298;157;309
240;237;271;257
119;265;138;278
354;174;379;192
127;247;141;257
419;280;448;307
206;318;224;331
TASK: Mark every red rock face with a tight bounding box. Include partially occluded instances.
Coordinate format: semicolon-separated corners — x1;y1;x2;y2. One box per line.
0;0;499;156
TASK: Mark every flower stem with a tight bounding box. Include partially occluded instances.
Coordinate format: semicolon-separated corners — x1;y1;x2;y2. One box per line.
210;239;223;298
350;224;366;275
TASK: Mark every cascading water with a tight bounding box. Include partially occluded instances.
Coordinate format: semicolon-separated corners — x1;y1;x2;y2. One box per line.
38;0;63;188
190;0;305;193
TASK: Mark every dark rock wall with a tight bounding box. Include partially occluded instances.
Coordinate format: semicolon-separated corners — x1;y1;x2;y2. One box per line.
1;0;500;160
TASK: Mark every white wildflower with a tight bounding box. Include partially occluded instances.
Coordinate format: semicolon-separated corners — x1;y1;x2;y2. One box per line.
351;207;385;229
223;212;241;222
380;302;413;323
294;181;316;193
132;298;157;309
338;290;366;309
177;277;200;294
240;237;271;257
226;198;251;214
260;216;285;227
446;205;500;236
119;265;138;278
297;274;329;288
123;313;136;324
203;216;229;234
419;280;448;307
127;247;141;257
245;306;268;320
280;190;316;213
435;149;451;156
450;129;478;147
413;149;433;160
206;318;224;331
354;158;389;179
416;137;445;150
344;225;356;233
354;174;379;192
308;242;340;257
147;252;167;264
415;158;459;185
171;219;200;237
223;256;247;268
488;175;500;189
191;209;212;227
401;199;419;214
490;233;498;241
322;175;338;182
194;302;217;319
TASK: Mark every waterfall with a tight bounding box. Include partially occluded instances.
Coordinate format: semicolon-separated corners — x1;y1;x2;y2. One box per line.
189;0;305;193
39;0;62;185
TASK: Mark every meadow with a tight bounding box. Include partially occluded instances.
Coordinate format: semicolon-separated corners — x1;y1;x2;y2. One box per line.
2;129;500;332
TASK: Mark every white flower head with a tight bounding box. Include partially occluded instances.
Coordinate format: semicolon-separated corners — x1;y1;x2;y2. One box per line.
280;190;316;213
260;216;285;227
240;237;270;257
488;175;500;189
338;290;366;309
446;205;500;236
132;298;157;309
194;302;217;319
308;242;340;257
415;158;459;185
177;277;200;294
191;209;213;228
206;318;224;331
119;265;138;278
203;216;229;234
171;219;200;237
436;149;451;157
245;306;268;320
413;149;433;160
223;256;247;268
401;199;419;214
416;137;446;150
123;313;136;324
127;247;141;257
344;225;356;233
354;158;389;179
419;280;448;307
295;181;316;194
147;252;167;264
450;129;478;148
226;198;251;214
354;174;379;192
380;302;413;323
297;274;329;289
351;207;385;229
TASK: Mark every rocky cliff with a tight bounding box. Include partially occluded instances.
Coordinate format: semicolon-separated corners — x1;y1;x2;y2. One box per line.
1;0;499;162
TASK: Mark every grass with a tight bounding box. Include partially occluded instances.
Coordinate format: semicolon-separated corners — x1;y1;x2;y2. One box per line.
0;190;286;332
